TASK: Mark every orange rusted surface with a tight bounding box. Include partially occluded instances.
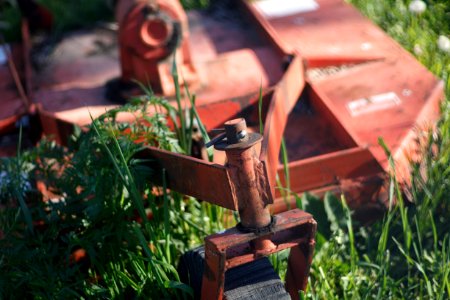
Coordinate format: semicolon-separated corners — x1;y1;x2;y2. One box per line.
0;45;28;133
136;146;238;210
242;0;444;187
117;0;197;95
242;0;397;64
213;117;273;230
0;0;444;219
201;209;316;300
260;54;305;191
309;57;443;183
2;1;444;297
133;115;316;298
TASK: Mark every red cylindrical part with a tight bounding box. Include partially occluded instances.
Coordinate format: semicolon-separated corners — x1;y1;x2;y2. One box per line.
225;146;271;229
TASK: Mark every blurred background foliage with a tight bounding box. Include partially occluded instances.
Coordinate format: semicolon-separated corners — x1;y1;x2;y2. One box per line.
0;0;210;42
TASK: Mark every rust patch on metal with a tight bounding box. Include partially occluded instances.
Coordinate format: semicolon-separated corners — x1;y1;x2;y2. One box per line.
255;160;273;206
136;146;238;210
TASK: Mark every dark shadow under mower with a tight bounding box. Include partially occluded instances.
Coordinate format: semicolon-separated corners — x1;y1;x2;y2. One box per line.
178;246;291;300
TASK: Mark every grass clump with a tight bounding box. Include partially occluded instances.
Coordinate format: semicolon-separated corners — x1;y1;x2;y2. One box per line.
0;0;211;42
278;1;449;298
299;180;449;299
0;94;222;298
0;0;114;42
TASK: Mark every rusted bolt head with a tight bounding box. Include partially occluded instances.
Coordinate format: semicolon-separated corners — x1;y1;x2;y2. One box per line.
215;118;262;151
224;118;248;144
236;129;247;140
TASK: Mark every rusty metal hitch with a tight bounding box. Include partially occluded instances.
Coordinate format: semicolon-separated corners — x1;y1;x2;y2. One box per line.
137;114;316;299
200;118;316;299
136;52;313;299
209;118;272;230
201;208;316;300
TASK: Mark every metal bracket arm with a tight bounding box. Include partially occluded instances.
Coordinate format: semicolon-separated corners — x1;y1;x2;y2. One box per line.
200;209;317;300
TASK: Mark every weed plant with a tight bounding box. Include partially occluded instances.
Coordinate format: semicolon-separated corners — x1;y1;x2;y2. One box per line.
0;0;210;42
0;0;114;42
0;88;224;298
281;0;450;298
0;0;449;299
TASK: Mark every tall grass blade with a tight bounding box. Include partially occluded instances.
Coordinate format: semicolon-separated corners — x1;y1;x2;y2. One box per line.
171;57;187;152
14;126;34;234
258;83;264;134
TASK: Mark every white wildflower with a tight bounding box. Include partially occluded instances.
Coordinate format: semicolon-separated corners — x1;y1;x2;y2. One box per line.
409;0;426;14
437;35;450;53
432;131;439;142
0;171;31;192
413;44;423;55
0;171;9;188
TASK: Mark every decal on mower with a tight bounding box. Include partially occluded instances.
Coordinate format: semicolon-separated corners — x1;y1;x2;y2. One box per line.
347;92;401;117
255;0;319;19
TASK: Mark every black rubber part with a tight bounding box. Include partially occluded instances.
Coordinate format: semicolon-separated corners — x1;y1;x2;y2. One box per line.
178;246;205;299
236;216;277;235
178;246;291;300
104;78;139;104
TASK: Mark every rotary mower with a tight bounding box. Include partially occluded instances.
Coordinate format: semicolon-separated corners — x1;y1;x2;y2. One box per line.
0;0;444;298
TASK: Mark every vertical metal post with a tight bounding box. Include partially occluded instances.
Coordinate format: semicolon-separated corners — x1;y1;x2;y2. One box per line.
225;147;271;228
214;118;275;251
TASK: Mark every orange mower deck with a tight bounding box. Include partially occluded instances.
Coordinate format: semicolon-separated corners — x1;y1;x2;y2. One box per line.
0;1;445;298
0;0;444;213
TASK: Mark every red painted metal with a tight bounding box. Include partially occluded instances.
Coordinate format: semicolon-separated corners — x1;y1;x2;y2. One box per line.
276;147;383;196
0;0;442;209
260;54;305;191
241;0;443;187
1;0;444;297
116;0;198;95
241;0;396;64
0;44;28;133
309;56;443;183
201;209;316;300
135;116;316;299
135;146;238;210
213;118;274;252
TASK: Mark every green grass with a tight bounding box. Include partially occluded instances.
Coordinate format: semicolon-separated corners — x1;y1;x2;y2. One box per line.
0;0;210;42
349;0;449;91
297;0;450;298
0;0;114;42
0;89;225;298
